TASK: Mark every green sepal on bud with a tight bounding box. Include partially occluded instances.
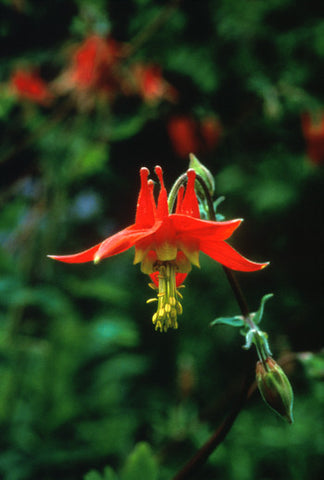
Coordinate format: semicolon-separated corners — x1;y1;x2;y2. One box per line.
256;357;294;424
189;153;215;198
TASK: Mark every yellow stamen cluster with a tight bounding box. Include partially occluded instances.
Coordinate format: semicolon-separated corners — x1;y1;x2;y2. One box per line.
147;262;184;332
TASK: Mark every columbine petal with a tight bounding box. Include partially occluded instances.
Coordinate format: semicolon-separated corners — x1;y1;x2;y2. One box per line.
135;167;156;227
48;223;161;265
95;223;161;262
175;185;185;213
171;215;242;241
179;242;200;268
178;169;200;218
47;243;102;263
155;242;178;261
200;240;269;272
155;166;169;219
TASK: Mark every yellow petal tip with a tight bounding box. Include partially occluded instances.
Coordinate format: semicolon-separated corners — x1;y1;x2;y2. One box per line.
94;255;101;265
261;262;270;269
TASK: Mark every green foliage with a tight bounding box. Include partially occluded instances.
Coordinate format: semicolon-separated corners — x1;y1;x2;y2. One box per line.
298;351;324;380
211;294;273;329
253;294;274;325
83;443;157;480
121;443;158;480
85;466;118;480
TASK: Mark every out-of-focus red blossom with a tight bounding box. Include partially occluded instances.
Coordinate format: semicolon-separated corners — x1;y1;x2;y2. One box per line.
132;64;178;104
167;116;200;158
168;115;222;158
200;116;223;151
70;35;121;91
301;112;324;165
54;34;123;107
10;69;53;105
53;35;177;109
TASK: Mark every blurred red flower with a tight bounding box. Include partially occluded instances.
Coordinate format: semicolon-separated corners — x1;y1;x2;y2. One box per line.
167;115;200;158
10;69;52;105
54;34;123;108
70;34;121;91
168;115;222;158
200;116;223;151
301;112;324;165
132;64;177;103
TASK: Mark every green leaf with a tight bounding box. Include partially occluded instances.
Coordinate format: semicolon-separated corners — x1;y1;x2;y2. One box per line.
253;294;274;325
210;315;245;328
121;443;158;480
64;276;129;305
103;467;119;480
70;143;109;180
166;45;219;92
109;112;150;141
298;351;324;379
84;471;104;480
84;470;118;480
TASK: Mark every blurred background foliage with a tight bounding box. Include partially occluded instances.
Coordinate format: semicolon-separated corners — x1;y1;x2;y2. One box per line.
0;0;323;479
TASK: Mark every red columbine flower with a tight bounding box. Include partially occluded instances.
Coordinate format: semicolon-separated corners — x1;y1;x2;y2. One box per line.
10;68;52;105
200;116;222;152
167;115;222;158
48;167;268;332
167;115;200;158
131;64;178;104
53;35;122;109
70;35;121;91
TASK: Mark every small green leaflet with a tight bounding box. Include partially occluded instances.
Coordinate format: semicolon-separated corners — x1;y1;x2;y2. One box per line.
210;315;245;328
252;293;274;324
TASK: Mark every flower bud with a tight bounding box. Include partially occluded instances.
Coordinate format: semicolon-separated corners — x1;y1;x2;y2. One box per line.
256;357;294;423
189;153;215;198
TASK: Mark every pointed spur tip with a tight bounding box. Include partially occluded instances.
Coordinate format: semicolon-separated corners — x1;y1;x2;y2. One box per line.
47;254;72;263
260;261;270;270
93;254;101;264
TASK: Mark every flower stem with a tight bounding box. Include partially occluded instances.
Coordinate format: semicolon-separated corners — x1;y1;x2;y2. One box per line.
168;172;188;212
169;171;252;320
172;170;256;479
194;174;251;319
172;350;255;480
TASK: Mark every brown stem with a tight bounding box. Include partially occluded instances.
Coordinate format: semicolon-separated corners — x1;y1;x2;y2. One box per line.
195;174;251;318
171;173;257;479
172;351;255;480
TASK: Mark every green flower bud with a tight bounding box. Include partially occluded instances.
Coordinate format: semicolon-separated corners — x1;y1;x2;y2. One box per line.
189;153;215;198
256;357;294;423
